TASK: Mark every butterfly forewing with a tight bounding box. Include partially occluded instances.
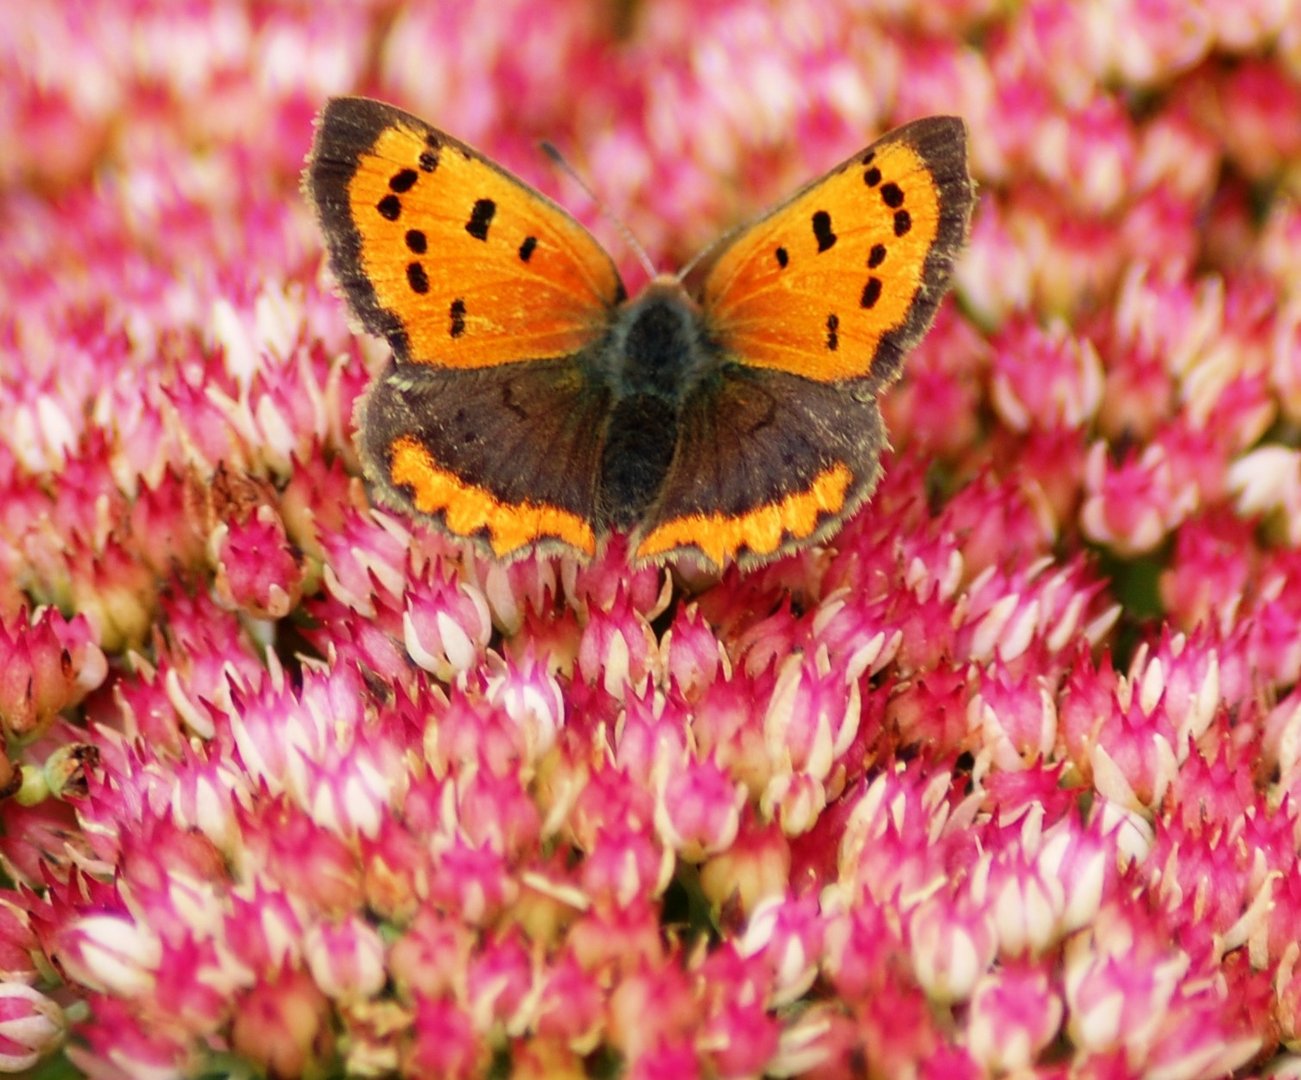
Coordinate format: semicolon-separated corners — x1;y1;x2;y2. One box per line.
699;116;973;385
307;97;625;370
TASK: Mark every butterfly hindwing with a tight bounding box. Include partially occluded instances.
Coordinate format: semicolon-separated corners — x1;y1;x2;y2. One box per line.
697;116;973;386
633;366;886;569
358;359;611;559
306;96;625;370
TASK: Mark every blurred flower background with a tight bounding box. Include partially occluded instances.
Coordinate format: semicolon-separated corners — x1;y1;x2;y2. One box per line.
2;0;1301;1076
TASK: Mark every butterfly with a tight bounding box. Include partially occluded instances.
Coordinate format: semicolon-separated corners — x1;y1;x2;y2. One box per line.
305;97;974;571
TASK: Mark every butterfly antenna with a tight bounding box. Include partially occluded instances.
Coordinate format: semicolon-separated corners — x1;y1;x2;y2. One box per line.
675;241;715;283
541;141;658;280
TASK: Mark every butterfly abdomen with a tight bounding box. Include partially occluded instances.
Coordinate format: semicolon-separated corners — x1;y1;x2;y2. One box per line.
597;395;677;528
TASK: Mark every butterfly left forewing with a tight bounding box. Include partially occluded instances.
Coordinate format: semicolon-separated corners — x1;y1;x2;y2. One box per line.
306;96;625;370
698;116;973;386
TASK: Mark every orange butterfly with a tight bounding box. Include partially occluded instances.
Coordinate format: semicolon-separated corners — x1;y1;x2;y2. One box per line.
305;98;973;571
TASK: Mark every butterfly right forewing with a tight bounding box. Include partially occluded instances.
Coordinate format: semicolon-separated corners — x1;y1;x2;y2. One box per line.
697;117;972;387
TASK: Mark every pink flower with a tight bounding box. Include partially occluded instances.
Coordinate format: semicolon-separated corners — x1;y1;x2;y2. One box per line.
764;650;860;787
989;317;1104;432
607;962;698;1068
465;929;534;1032
67;997;196;1080
210;501;304;619
50;913;161;999
655;757;744;860
0;982;65;1071
402;562;492;680
1081;441;1197;556
1099;0;1210;83
1213;60;1301;180
0;607;105;740
660;602;724;701
582;821;670;909
1158;512;1256;631
577;584;660;694
534;951;604;1048
966;962;1063;1072
1063;901;1261;1074
230;967;333;1080
954;196;1033;325
737;894;823;1006
968;659;1057;770
304;915;386;1005
698;814;790;914
909;892;997;1004
882;309;987;460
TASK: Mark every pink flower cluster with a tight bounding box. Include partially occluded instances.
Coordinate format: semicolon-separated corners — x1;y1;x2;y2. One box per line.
2;0;1301;1076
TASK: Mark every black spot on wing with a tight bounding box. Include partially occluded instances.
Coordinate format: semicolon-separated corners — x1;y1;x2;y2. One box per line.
825;313;839;351
407;263;429;294
389;169;418;193
449;298;467;338
405;229;427;254
377;194;400;221
812;211;836;253
867;243;886;268
466;199;496;241
519;235;537;262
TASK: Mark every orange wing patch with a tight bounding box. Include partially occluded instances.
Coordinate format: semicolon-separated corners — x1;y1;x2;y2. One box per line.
390;436;597;557
634;462;852;566
701;118;968;383
310;98;623;370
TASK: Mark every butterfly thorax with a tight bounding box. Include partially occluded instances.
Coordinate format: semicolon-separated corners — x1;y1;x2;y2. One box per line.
594;279;721;529
602;278;717;401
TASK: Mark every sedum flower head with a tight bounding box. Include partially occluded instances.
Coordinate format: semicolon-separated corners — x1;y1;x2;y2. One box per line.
2;0;1301;1076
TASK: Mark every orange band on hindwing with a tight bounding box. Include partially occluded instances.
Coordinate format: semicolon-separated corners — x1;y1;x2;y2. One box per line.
635;462;853;566
389;436;596;557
